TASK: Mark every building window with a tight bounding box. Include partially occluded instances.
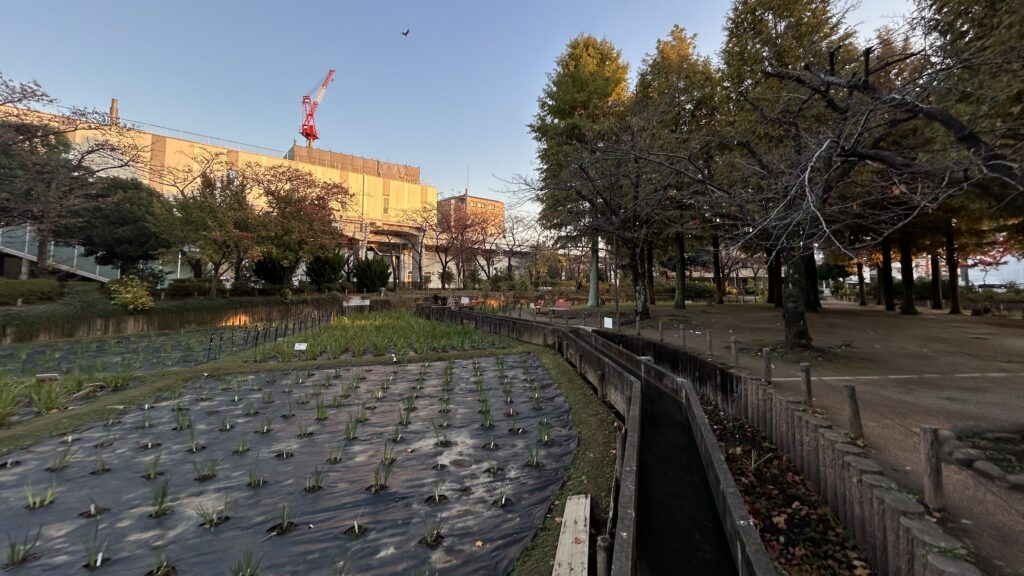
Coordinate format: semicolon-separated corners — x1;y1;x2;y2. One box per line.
383;197;390;215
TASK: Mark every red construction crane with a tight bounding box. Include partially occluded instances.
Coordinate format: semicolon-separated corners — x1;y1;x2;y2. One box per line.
300;69;335;147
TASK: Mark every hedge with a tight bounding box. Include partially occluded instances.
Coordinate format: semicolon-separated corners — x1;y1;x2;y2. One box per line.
0;279;63;305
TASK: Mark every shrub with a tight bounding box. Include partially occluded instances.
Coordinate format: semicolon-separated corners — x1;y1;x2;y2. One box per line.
254;256;291;287
0;279;62;305
107;276;154;312
306;253;349;290
353;257;391;292
684;281;716;300
166;278;214;298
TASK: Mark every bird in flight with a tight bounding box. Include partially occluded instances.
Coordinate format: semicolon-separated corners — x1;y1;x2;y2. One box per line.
401;29;410;36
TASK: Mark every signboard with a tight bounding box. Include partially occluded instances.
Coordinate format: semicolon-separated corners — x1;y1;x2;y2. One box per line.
460;296;470;305
603;316;614;329
294;343;308;351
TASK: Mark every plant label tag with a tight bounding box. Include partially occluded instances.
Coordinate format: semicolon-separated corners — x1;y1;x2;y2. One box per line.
294;343;308;351
603;317;613;329
96;553;103;566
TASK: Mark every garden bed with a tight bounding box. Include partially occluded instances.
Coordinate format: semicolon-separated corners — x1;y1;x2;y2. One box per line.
0;354;575;574
703;401;874;575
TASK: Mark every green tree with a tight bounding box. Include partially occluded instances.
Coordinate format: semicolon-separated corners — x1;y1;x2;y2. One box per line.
529;34;629;309
305;252;349;290
61;177;174;272
353;256;391;292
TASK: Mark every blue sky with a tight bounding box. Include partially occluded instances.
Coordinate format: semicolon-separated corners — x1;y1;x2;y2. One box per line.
2;0;911;202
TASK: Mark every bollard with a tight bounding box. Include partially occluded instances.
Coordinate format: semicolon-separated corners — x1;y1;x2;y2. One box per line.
659;320;664;342
596;535;611;576
730;336;738;366
762;348;772;384
920;426;946;510
844;384;864;441
706;329;713;358
801;363;813;407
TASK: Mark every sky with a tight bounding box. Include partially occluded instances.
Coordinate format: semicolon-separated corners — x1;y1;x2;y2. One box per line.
2;0;912;201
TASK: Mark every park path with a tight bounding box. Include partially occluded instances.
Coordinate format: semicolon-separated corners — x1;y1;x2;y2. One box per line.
518;300;1024;575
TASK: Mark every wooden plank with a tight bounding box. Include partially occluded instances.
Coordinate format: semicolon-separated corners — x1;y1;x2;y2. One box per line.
552;494;591;576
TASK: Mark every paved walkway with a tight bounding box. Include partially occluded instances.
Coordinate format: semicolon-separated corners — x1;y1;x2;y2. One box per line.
511;301;1024;575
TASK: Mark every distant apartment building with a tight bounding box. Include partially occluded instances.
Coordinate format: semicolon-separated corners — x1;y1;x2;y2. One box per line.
437;191;505;234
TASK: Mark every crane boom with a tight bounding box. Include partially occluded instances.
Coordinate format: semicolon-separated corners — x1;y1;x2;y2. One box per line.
300;69;335;147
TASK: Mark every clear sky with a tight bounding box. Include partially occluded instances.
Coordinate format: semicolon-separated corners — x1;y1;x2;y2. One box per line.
3;0;909;202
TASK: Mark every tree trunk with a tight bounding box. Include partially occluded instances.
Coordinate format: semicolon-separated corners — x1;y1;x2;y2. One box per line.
929;252;943;309
711;235;724;304
899;235;917;315
881;236;895;311
772;250;783;307
856;260;867;305
35;231;51;278
766;248;777;305
945;218;961;315
782;253;813;348
802;252;821;311
874;267;882;305
674;232;687;310
645;239;656;305
587;235;600;307
629;245;650;320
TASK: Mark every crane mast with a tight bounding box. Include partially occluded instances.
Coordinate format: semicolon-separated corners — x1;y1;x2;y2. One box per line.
300;69;335;147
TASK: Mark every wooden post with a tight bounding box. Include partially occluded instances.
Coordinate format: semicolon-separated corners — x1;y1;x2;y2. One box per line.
920;426;946;510
843;384;864;441
801;363;813;407
596;535;611;576
706;329;713;358
729;336;738;366
658;320;664;342
762;348;772;384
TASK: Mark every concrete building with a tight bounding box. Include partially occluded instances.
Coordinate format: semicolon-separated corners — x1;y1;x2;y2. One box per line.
1;101;441;286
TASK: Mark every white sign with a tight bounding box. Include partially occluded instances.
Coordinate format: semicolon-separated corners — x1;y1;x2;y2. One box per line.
603;316;614;329
294;343;308;351
460;296;470;304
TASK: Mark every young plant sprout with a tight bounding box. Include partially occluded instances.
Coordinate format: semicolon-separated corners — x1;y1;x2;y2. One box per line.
399;407;412;427
355;402;369;423
297;417;312;438
275;447;295;460
229;550;261;576
194;498;231;529
247;463;265;488
421;516;445;548
526;445;542;467
148;553;175;576
173;413;192;431
492;480;514;508
331;394;344;408
235;438;250;455
390;424;404;443
381;441;396;465
192;459;218;482
83;521;107;569
4;528;41;568
538;419;553;444
304;465;326;493
282;399;295;419
368;462;395;494
480;405;493;428
142;452;163;480
438;395;451;414
426;481;448;504
46;446;75;472
261;390;274;405
94;435;116;449
431;421;451;447
245;402;258;416
186;427;204;453
91;457;110;476
373;386;385;400
326;445;343;465
257;416;273;434
344;508;367;538
315;399;328;421
24;482;56;509
219;416;232;432
345;413;359;440
263;504;295;539
139;414;152;429
485;459;502;477
482;435;499;451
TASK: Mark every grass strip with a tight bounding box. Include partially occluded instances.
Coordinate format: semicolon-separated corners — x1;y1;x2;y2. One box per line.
511;347;618;576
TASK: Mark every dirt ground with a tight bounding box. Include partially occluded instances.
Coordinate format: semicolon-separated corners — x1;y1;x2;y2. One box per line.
536;300;1024;575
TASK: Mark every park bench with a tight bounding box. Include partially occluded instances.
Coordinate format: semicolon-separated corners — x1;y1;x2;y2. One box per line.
552;494;591;576
549;298;573;317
